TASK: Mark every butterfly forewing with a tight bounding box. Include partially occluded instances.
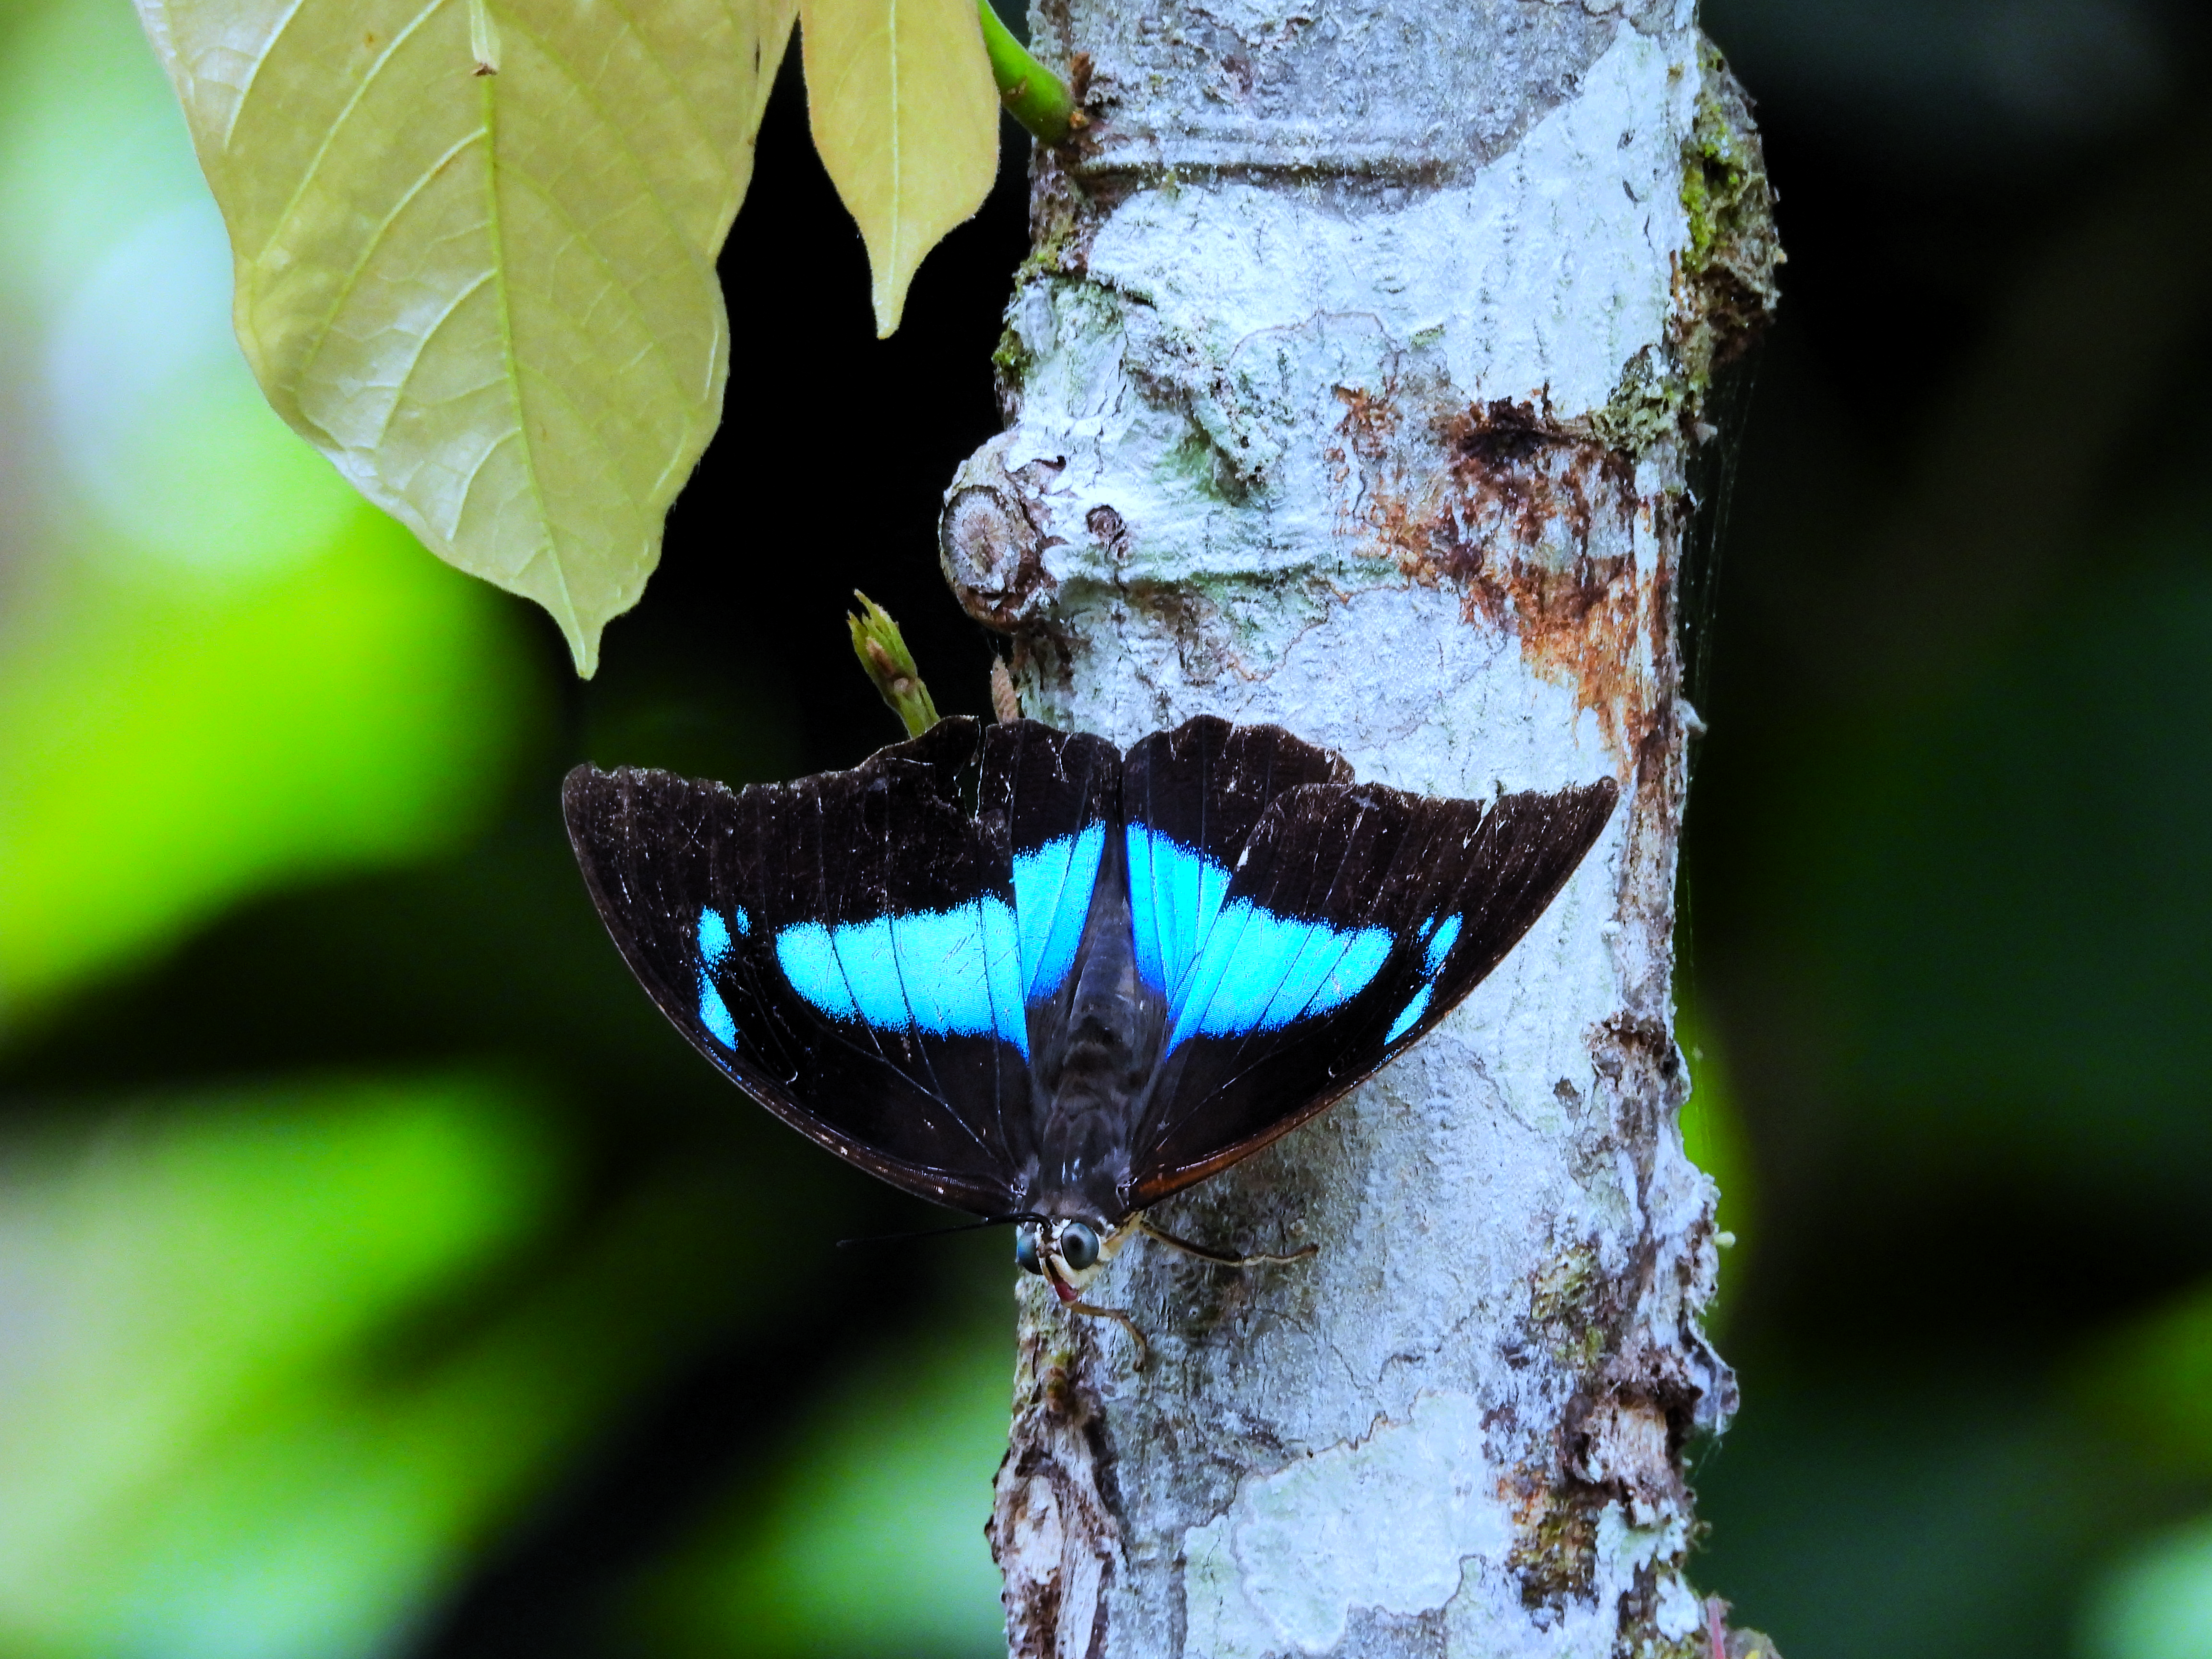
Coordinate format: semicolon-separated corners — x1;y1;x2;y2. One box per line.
1432;783;1623;994
562;719;1035;1213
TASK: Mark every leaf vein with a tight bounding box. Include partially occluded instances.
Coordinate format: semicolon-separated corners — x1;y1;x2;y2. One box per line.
488;7;721;397
473;76;577;643
253;0;449;263
492;159;707;408
569;0;727;197
221;0;316;151
369;268;498;451
291;127;489;396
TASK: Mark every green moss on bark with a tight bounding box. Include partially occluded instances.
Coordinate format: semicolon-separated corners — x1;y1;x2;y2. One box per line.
1674;40;1783;389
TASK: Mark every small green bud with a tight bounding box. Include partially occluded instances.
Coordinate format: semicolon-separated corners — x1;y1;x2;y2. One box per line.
977;0;1081;146
848;592;940;738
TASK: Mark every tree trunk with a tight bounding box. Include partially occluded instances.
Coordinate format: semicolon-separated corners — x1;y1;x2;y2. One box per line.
941;2;1779;1654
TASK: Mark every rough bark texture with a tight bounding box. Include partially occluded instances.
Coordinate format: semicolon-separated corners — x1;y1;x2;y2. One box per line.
942;3;1780;1654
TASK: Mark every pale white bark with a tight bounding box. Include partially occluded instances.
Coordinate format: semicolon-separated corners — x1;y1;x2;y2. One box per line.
942;4;1778;1654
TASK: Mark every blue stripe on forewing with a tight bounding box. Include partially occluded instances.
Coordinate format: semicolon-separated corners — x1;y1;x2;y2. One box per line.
1011;824;1106;1002
754;825;1437;1062
774;900;1029;1058
1166;900;1394;1050
763;816;1111;1059
1138;828;1396;1051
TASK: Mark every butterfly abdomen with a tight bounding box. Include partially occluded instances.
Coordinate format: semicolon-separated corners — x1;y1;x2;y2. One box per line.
1029;811;1159;1223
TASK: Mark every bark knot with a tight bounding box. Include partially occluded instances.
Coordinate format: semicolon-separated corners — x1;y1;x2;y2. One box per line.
942;439;1067;630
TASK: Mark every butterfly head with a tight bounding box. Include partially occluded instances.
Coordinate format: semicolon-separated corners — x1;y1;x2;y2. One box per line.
1015;1215;1127;1301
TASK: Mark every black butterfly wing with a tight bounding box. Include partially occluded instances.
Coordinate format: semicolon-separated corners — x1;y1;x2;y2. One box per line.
1125;774;1620;1207
562;717;1035;1215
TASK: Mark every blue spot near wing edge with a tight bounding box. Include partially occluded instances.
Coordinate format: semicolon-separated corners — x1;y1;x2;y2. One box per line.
1384;982;1433;1045
697;908;739;1048
1423;913;1461;977
1382;912;1465;1048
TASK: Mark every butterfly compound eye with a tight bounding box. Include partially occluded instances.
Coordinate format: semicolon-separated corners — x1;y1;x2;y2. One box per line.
1058;1221;1100;1271
1015;1226;1042;1275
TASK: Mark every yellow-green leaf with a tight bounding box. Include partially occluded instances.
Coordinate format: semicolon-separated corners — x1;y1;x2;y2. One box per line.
133;0;798;674
801;0;998;337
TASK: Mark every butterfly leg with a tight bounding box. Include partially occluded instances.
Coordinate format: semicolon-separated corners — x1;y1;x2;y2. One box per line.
1067;1299;1150;1367
1138;1216;1318;1270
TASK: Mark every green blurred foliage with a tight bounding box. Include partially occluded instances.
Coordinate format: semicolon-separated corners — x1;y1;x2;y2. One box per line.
1691;1366;2137;1657
2078;1279;2212;1482
0;1078;563;1657
0;510;537;1021
1803;538;2212;1196
2082;1515;2212;1659
1686;4;2212;1653
0;0;540;1026
0;1074;807;1659
0;0;1003;1649
1677;999;1752;1334
633;1320;1013;1659
2068;1277;2212;1656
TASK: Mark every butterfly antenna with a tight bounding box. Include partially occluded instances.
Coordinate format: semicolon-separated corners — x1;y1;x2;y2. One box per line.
835;1213;1039;1251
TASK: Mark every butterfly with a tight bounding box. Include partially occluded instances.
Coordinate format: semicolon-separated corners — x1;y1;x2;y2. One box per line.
563;714;1616;1305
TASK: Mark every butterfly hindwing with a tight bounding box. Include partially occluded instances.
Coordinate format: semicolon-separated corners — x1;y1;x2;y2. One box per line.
562;718;1034;1214
1127;774;1620;1206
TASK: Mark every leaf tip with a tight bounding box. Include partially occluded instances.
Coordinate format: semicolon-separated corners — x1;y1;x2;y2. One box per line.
870;282;905;339
563;625;602;679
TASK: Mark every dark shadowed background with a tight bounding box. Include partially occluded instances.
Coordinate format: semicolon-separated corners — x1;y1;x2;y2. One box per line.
0;1;2206;1655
